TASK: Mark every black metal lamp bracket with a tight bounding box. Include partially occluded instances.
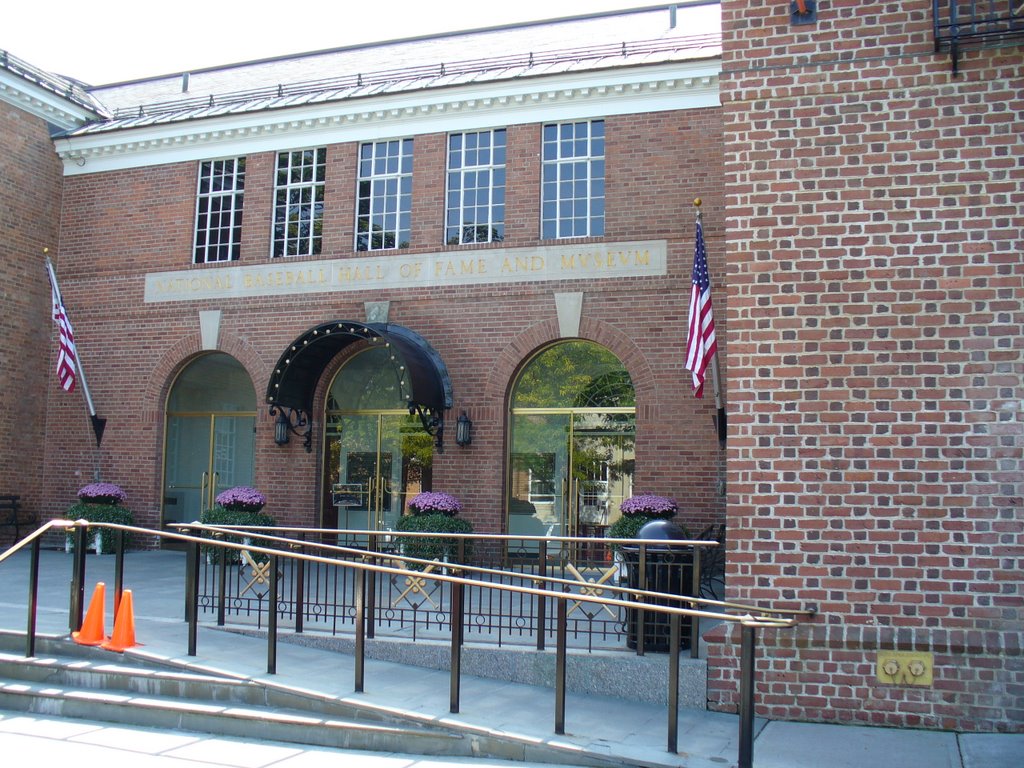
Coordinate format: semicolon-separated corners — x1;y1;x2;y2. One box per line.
270;405;313;453
408;401;445;450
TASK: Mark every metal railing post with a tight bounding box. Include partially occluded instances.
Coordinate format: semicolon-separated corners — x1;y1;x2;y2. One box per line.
294;542;305;634
69;524;87;632
114;528;126;617
186;539;199;656
690;545;702;658
636;543;647;656
738;624;757;768
354;567;366;693
668;613;680;753
366;534;377;640
554;594;567;735
536;539;547;651
268;554;279;674
25;537;40;658
216;547;227;626
450;579;463;713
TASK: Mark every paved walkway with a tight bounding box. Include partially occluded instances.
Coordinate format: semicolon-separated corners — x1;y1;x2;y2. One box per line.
0;548;1020;767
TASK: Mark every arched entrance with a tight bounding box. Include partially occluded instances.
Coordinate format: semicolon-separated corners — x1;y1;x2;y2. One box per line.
162;353;257;525
507;341;635;553
322;345;434;542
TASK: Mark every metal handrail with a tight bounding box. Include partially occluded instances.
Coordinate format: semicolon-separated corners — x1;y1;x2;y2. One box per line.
186;522;808;621
4;519;814;767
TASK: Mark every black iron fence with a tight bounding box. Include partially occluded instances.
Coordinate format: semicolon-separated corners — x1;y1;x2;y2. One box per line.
188;525;725;656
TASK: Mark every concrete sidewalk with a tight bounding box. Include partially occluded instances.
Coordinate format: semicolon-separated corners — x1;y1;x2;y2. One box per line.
0;548;1020;767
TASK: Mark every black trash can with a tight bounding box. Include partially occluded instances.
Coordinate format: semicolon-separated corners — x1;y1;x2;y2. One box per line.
622;519;694;652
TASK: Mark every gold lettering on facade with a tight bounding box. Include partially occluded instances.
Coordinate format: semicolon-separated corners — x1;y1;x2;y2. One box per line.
501;255;545;273
434;258;488;277
338;264;385;283
560;249;651;271
148;242;661;303
400;262;423;278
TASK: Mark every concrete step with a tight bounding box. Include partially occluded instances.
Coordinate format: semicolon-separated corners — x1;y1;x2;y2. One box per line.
0;636;623;766
0;651;401;724
0;675;467;756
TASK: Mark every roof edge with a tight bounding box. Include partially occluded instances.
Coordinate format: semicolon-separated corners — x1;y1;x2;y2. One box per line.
86;2;718;89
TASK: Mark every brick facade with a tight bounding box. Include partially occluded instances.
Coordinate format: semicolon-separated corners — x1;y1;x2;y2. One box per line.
0;104;63;541
39;108;728;540
709;0;1023;732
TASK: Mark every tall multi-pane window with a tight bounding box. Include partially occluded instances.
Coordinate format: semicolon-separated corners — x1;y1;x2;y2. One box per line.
356;139;413;251
541;120;605;239
272;148;326;257
194;158;245;263
446;129;506;245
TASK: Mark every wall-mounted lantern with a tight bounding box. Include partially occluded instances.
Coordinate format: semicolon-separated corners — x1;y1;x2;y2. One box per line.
455;411;473;447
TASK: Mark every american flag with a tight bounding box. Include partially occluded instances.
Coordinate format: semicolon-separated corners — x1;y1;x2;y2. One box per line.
684;216;717;398
48;265;78;392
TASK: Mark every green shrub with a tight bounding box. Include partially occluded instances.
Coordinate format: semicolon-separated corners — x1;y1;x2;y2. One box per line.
396;512;473;568
200;505;277;563
66;502;134;553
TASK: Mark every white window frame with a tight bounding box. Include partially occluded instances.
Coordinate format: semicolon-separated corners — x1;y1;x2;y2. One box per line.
541;119;605;240
446;128;506;245
193;157;245;263
356;138;413;251
272;147;326;258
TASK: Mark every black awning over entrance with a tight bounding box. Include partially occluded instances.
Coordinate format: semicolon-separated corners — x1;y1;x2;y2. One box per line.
266;321;453;446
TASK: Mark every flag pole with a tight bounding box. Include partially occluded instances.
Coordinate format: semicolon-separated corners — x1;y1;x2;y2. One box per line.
694;200;727;449
45;250;107;453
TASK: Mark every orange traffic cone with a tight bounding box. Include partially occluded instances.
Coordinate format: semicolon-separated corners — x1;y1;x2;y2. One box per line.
72;582;108;646
102;589;139;652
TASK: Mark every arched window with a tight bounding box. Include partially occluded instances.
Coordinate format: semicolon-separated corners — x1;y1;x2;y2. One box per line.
163;353;256;525
507;341;635;553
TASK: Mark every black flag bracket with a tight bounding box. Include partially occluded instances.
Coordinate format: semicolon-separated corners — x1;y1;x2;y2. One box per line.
714;408;727;451
90;415;107;448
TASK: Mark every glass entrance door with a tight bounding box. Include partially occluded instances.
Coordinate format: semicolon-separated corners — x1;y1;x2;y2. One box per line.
328;413;426;534
162;354;257;526
322;346;434;543
507;341;636;563
508;411;634;558
164;413;256;523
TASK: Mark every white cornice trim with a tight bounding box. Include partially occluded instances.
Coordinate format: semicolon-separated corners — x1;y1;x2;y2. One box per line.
0;69;97;130
54;59;721;176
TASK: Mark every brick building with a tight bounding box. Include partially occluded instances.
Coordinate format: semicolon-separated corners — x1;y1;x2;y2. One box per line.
707;0;1023;733
1;1;1021;733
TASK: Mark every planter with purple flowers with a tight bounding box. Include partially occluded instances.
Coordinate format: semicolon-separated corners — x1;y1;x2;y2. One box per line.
397;492;473;567
66;483;134;554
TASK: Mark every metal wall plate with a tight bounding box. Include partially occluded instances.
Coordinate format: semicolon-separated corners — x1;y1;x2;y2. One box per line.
877;650;934;686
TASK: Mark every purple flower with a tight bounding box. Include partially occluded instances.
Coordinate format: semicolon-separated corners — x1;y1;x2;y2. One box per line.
408;491;462;516
215;486;266;510
77;483;127;505
620;494;678;519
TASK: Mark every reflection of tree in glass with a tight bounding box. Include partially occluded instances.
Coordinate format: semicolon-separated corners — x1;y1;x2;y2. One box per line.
513;341;634;409
357;221;408;250
510;342;636;510
447;223;504;245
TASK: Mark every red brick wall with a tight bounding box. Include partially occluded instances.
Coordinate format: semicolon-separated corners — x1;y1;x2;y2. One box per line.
40;108;728;542
710;0;1024;732
0;103;63;541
